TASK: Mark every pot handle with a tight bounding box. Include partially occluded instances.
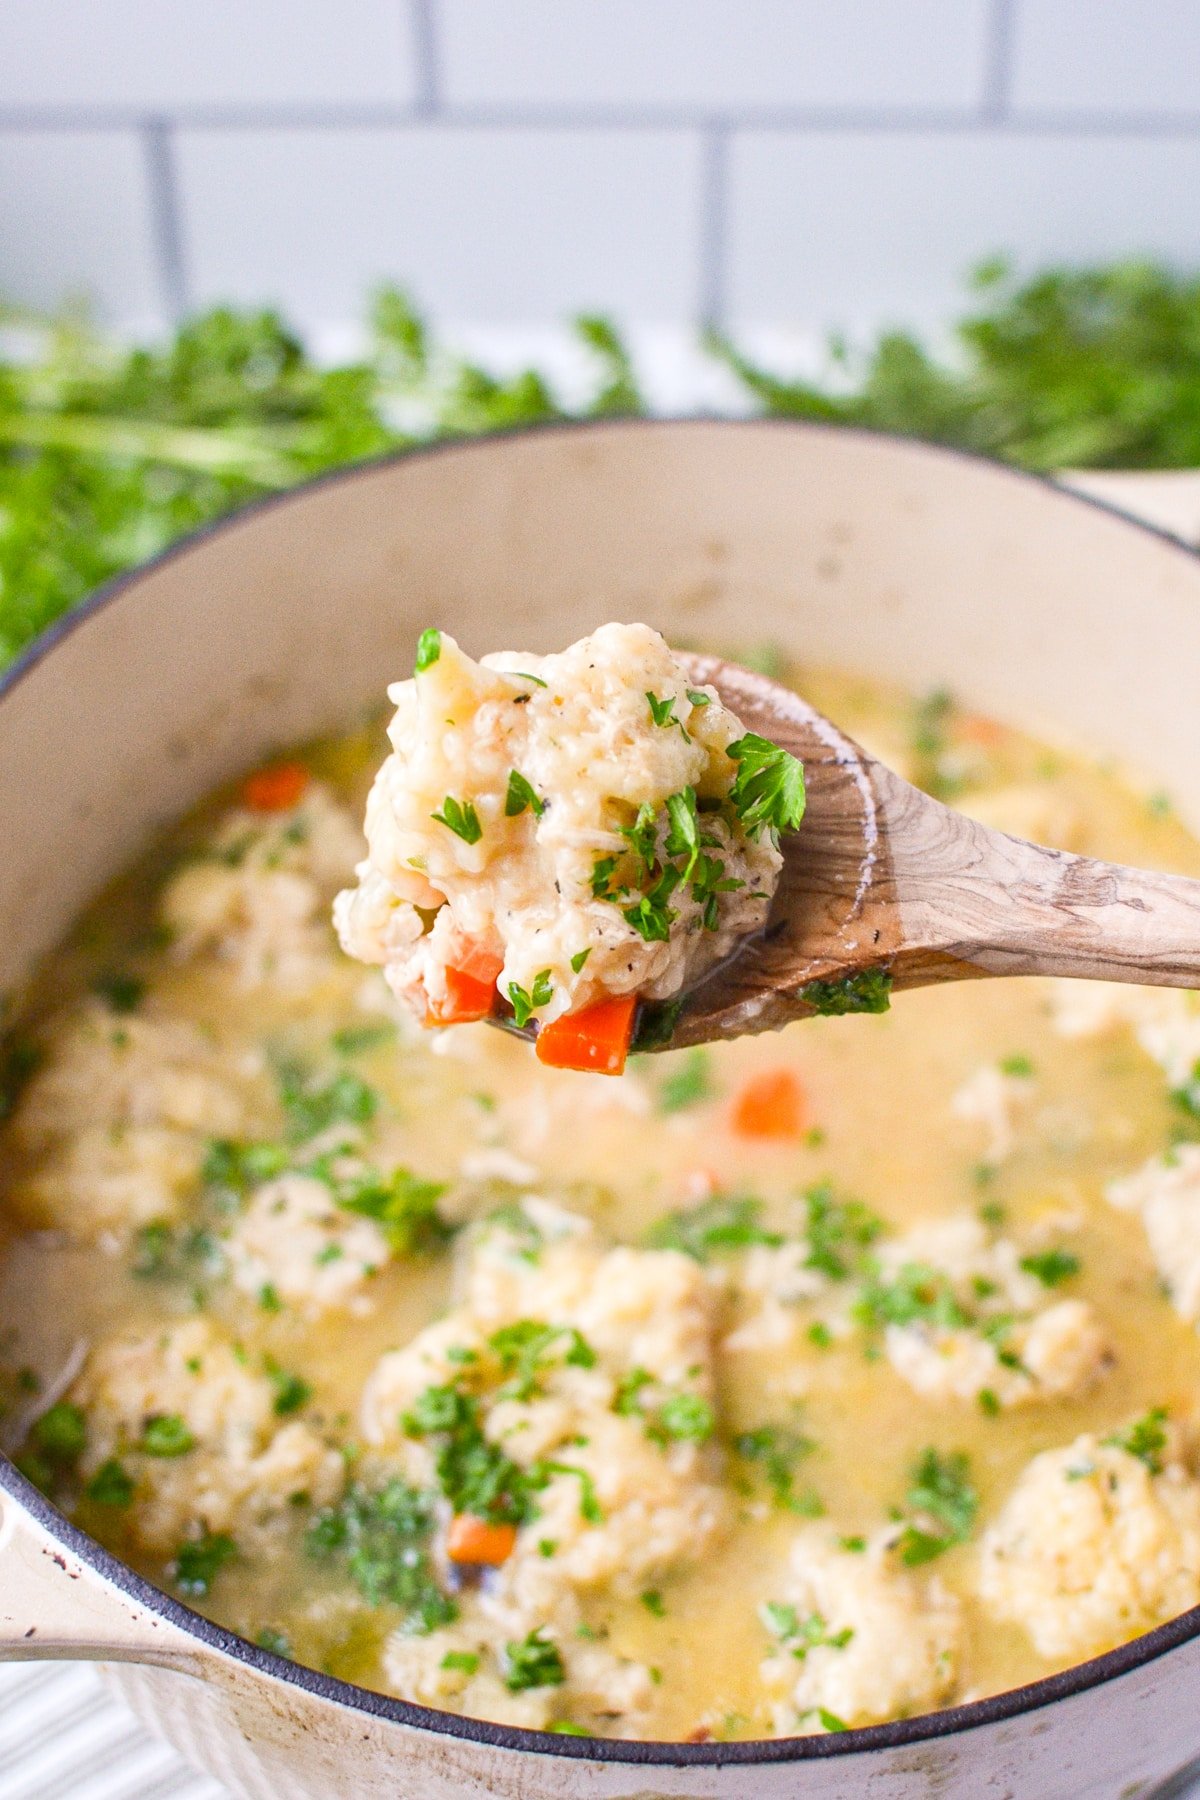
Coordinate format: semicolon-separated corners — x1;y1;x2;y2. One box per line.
0;1479;198;1667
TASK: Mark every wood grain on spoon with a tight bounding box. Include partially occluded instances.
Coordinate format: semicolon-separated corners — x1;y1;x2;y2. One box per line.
660;652;1200;1051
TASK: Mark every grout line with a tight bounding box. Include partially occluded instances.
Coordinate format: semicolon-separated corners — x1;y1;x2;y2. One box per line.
981;0;1018;122
410;0;441;119
141;118;189;323
2;103;1200;138
698;125;729;334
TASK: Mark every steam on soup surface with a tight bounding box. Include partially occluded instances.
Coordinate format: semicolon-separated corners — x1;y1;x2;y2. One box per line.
3;659;1200;1743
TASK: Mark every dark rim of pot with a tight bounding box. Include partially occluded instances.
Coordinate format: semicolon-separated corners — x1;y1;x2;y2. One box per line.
4;415;1200;1768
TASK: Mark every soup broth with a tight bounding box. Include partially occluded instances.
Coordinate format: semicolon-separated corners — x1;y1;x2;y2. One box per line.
3;661;1200;1742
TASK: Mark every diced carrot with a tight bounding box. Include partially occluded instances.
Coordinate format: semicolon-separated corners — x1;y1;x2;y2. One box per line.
242;760;310;813
729;1067;806;1139
425;958;503;1027
446;1514;518;1566
535;994;638;1076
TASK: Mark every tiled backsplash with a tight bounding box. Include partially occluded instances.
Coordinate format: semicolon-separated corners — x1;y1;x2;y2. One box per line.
1;1;1198;345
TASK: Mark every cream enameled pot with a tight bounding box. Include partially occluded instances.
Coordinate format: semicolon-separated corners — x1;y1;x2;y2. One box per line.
4;420;1200;1800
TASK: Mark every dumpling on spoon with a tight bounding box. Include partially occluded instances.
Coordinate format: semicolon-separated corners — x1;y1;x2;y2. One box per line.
334;622;803;1074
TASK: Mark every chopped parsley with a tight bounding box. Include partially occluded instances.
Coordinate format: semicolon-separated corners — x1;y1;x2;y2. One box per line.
91;971;145;1013
762;1602;853;1658
663;787;701;876
431;795;482;845
1019;1248;1081;1287
138;1414;196;1458
855;1262;971;1334
644;1194;783;1262
0;1035;42;1124
686;689;711;708
509;670;547;688
503;1628;565;1692
802;969;893;1016
734;1424;820;1514
641;1589;667;1617
174;1530;237;1597
331;1022;396;1055
894;1448;978;1565
328;1165;451;1256
488;1320;596;1402
646;691;678;728
85;1458;136;1508
30;1401;87;1465
414;627;442;673
657;1048;711;1114
306;1479;456;1630
276;1061;378;1144
1172;1060;1200;1122
201;1136;290;1194
505;769;544;819
999;1053;1035;1078
655;1392;715;1444
266;1362;313;1416
726;733;807;841
801;1182;884;1280
403;1385;535;1526
570;948;591;974
1103;1406;1169;1475
507;969;553;1029
441;1650;480;1675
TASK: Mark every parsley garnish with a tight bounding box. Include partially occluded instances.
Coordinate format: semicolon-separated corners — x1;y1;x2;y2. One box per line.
686;689;711;708
139;1414;196;1458
646;691;677;728
92;971;145;1013
328;1165;450;1256
1103;1406;1169;1474
642;1588;667;1616
855;1262;971;1333
307;1479;456;1629
999;1053;1035;1077
331;1022;396;1055
735;1425;820;1514
655;1392;715;1444
505;770;544;819
86;1459;135;1507
30;1402;87;1465
266;1361;313;1416
431;795;482;845
802;969;893;1016
570;948;591;974
488;1320;596;1402
663;786;701;877
414;627;441;672
276;1061;378;1144
644;1194;783;1262
893;1448;978;1565
1172;1060;1200;1122
403;1385;535;1526
657;1048;711;1114
174;1530;237;1597
202;1136;290;1192
726;732;807;840
509;670;548;687
762;1603;853;1658
507;970;553;1028
801;1182;883;1280
503;1628;565;1692
1019;1248;1081;1287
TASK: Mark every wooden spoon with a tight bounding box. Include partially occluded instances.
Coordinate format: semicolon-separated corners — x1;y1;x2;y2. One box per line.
639;652;1200;1052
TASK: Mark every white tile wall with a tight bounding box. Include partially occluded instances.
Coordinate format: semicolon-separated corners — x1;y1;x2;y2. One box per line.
176;126;702;330
727;129;1200;336
438;0;994;114
0;0;1198;346
0;0;418;111
0;131;162;328
1011;0;1200;117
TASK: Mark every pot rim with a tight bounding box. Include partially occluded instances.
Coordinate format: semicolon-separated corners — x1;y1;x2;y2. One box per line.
4;413;1200;1767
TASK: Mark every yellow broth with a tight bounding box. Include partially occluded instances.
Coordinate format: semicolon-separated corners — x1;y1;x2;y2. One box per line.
2;662;1199;1742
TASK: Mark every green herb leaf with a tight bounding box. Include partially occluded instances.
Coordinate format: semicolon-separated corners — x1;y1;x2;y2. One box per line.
646;691;677;728
570;948;591;974
507;970;553;1029
174;1530;237;1597
726;733;807;840
431;795;483;846
31;1402;87;1465
505;769;544;818
331;1165;450;1256
414;627;442;673
1019;1248;1081;1287
1103;1406;1169;1475
139;1413;196;1458
92;971;145;1013
802;969;893;1016
503;1628;565;1692
307;1478;456;1628
86;1458;136;1508
645;1194;783;1262
657;1048;711;1114
894;1448;978;1564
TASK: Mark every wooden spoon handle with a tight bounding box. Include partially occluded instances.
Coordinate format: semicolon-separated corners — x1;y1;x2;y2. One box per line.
889;802;1200;990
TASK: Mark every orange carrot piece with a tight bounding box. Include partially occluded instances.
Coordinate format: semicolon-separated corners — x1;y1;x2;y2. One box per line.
729;1067;806;1139
535;994;637;1076
242;760;310;813
425;959;503;1027
446;1514;518;1566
